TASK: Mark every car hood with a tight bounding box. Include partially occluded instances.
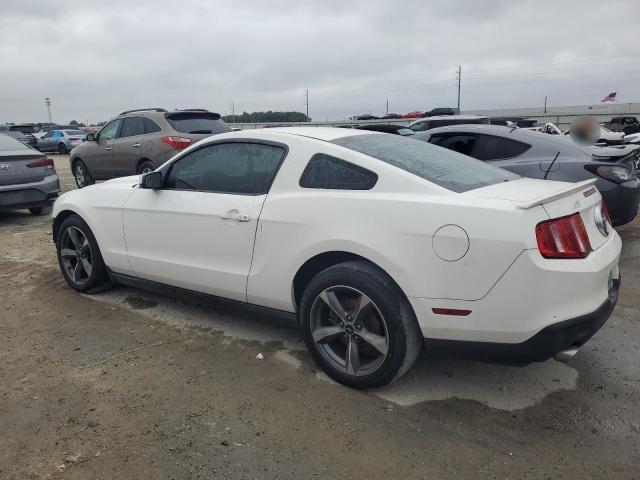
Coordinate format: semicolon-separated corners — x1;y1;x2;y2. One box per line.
101;175;140;187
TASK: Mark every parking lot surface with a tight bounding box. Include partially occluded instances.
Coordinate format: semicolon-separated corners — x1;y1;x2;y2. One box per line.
1;155;639;479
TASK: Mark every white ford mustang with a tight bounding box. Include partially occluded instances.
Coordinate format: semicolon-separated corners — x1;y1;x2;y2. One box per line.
52;127;621;388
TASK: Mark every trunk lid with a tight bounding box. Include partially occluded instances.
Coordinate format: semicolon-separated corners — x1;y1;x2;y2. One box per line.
0;152;49;186
472;177;610;250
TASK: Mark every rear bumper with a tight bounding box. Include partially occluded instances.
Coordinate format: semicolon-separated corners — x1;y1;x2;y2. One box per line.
0;175;60;211
409;231;621;345
424;277;619;365
600;179;640;226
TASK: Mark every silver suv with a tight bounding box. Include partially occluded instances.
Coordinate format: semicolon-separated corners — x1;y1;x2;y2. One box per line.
70;108;230;188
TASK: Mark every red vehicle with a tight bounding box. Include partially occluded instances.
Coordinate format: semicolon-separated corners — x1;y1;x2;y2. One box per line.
402;111;425;119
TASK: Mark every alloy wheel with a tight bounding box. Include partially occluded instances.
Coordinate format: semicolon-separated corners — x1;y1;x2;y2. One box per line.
75;163;86;187
60;226;93;285
310;286;389;377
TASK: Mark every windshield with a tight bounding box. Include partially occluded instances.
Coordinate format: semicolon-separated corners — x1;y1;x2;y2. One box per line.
331;134;519;193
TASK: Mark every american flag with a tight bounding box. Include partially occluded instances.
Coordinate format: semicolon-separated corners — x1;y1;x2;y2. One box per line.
601;92;617;102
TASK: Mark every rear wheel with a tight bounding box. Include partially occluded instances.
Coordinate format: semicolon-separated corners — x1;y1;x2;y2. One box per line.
58;142;68;154
299;261;422;389
29;207;50;215
137;160;156;175
74;160;94;188
56;215;109;292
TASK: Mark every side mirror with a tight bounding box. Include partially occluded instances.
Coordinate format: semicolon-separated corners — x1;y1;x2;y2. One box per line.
86;133;95;141
140;171;162;189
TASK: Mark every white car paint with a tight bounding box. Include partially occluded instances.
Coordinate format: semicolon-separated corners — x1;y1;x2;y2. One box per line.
53;127;621;347
542;122;625;144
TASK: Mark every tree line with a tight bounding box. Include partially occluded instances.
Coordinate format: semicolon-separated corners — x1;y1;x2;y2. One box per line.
221;111;309;123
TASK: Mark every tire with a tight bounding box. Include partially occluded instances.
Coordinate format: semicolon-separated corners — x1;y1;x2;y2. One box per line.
56;214;109;293
58;143;68;154
299;260;422;389
29;207;51;215
73;159;94;188
137;160;156;175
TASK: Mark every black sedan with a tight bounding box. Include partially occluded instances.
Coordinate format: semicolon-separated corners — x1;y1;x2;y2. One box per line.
414;125;640;226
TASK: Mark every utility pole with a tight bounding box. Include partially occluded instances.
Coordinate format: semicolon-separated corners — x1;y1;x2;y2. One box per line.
544;96;548;114
230;102;235;124
455;66;462;110
305;89;309;122
45;97;52;123
386;99;389;115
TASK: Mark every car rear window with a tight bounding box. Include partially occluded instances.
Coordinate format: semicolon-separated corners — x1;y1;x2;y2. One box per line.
0;134;31;151
331;134;519;193
429;118;490;129
64;130;86;136
165;112;231;135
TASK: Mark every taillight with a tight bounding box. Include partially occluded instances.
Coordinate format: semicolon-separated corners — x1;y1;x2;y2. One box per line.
535;213;592;259
160;136;192;150
27;157;56;170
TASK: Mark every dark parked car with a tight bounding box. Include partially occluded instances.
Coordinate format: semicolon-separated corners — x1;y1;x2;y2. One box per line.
355;114;379;121
414;124;640;226
604;116;640;135
408;115;490;132
426;107;460;117
70;108;230;188
380;113;401;119
0;134;60;215
355;124;414;135
0;124;38;148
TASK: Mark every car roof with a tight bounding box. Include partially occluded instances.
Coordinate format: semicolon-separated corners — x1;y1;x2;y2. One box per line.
256;126;378;141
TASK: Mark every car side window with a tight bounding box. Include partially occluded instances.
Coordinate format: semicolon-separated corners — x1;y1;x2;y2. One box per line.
471;135;531;161
299;153;378;190
429;134;478;156
97;119;122;143
119;117;145;138
42;131;52;139
164;142;285;195
143;118;162;134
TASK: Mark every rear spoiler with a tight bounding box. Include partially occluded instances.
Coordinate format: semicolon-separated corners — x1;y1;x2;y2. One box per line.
516;179;597;209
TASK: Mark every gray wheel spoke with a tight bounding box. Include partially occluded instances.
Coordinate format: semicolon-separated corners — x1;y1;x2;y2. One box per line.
73;261;83;282
68;228;82;247
346;339;360;375
61;248;76;259
312;325;343;344
352;293;372;322
81;258;92;277
359;328;388;356
318;290;347;319
81;238;90;253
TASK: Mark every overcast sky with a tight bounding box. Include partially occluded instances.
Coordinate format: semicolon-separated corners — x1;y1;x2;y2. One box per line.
2;0;639;124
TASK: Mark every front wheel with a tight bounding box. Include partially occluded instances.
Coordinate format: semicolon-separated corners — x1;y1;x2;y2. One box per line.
299;261;422;389
56;215;109;292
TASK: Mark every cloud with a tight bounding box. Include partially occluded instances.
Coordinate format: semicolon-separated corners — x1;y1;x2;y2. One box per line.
0;0;638;123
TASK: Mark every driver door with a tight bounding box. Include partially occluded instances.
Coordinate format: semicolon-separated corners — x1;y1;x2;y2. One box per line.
91;119;122;179
122;141;286;302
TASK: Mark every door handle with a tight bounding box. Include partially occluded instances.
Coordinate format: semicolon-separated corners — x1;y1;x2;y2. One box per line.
221;212;250;222
105;146;112;151
132;143;141;148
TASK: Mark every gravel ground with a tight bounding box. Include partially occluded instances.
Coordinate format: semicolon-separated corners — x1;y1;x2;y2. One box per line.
0;154;638;479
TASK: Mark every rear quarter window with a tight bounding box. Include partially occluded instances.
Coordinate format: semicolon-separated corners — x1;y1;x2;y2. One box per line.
331;134;518;193
300;154;378;190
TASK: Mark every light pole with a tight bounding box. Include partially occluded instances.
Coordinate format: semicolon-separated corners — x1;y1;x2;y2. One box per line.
45;97;52;123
